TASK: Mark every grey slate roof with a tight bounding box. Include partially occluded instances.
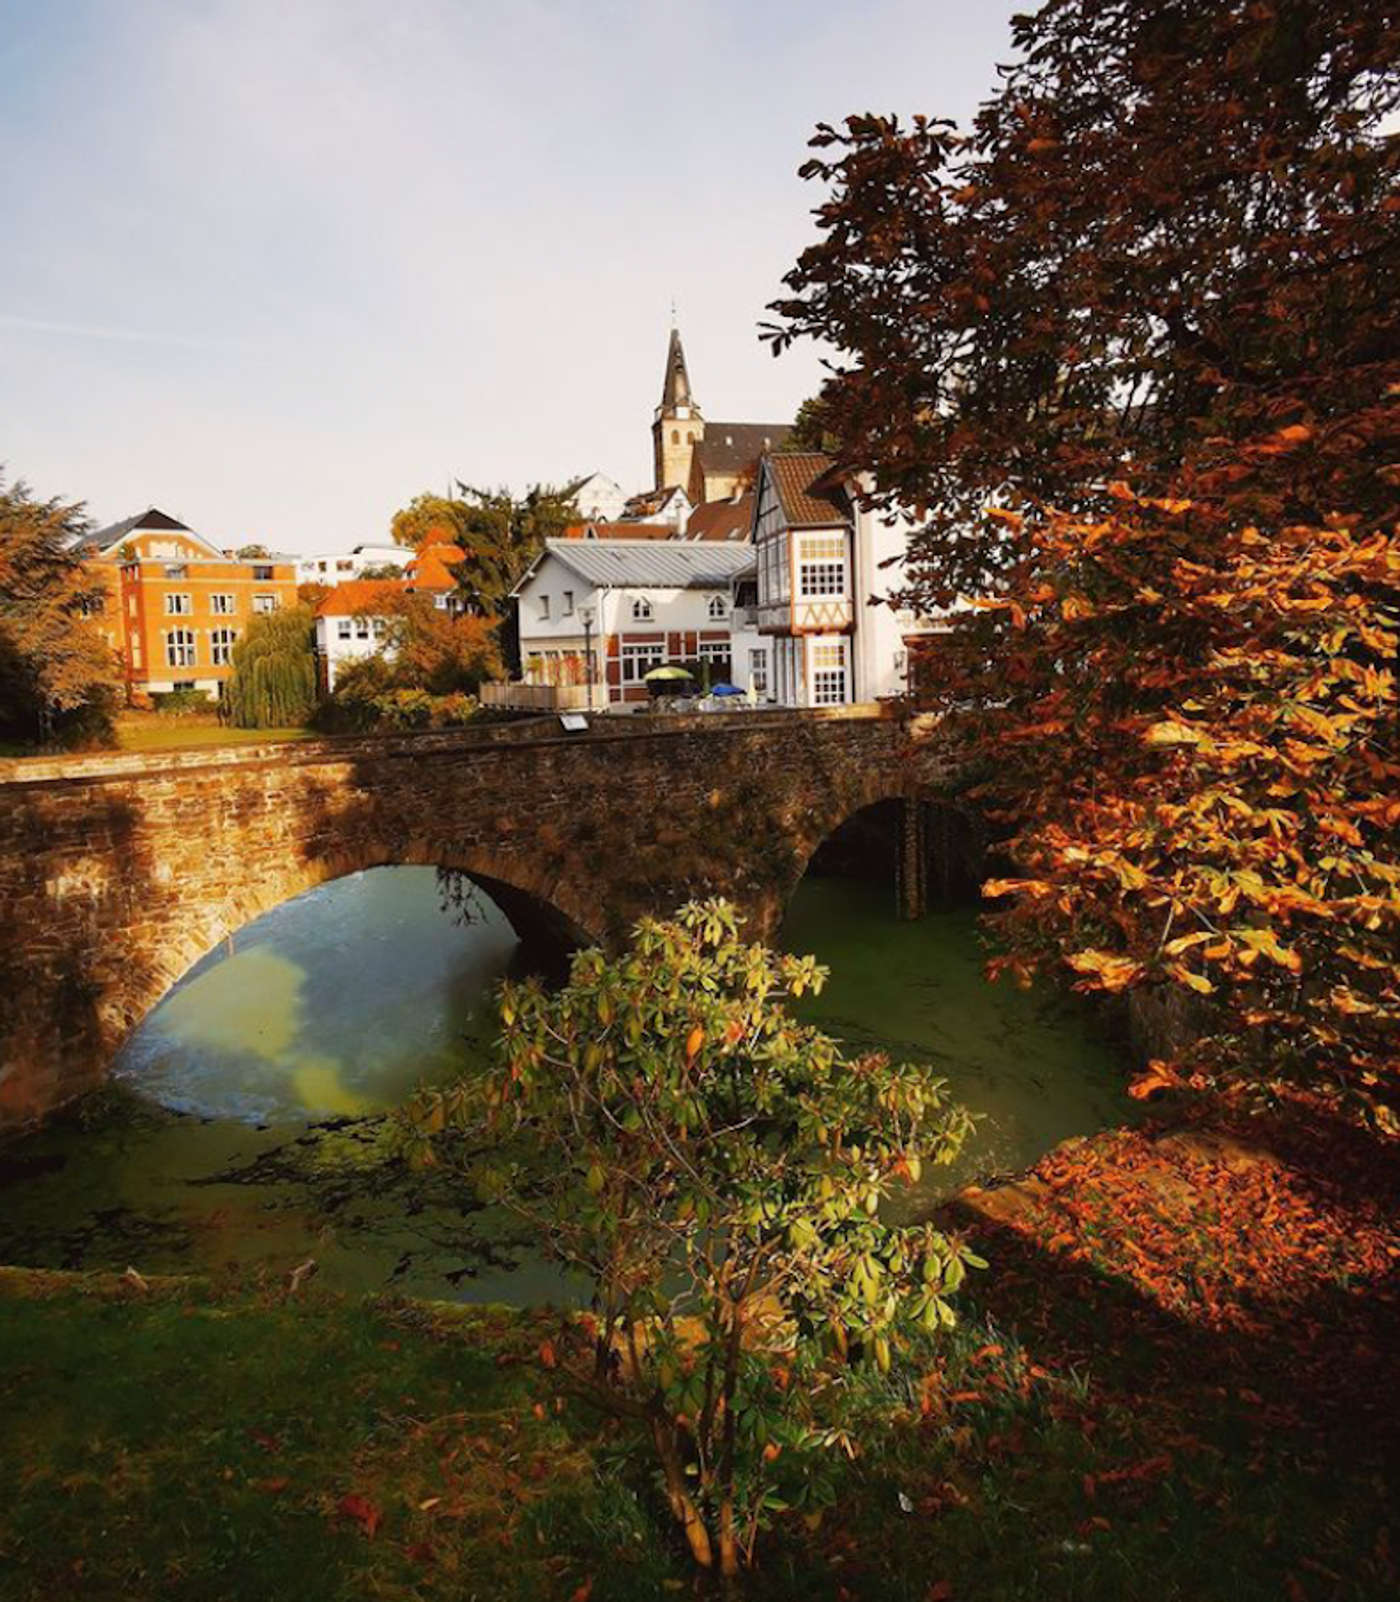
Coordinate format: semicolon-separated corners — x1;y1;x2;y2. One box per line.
533;537;753;592
71;506;194;555
693;421;792;478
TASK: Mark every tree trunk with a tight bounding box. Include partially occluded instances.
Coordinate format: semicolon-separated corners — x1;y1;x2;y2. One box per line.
650;1414;713;1570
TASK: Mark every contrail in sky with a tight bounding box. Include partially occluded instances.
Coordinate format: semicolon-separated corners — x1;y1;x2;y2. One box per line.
0;313;230;350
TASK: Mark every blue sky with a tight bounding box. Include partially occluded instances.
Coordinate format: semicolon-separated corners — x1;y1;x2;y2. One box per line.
2;1;1019;552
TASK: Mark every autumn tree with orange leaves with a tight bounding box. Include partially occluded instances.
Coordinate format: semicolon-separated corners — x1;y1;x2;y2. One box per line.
769;0;1400;1118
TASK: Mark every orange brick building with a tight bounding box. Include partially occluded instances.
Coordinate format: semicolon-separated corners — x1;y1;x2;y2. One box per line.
72;508;299;702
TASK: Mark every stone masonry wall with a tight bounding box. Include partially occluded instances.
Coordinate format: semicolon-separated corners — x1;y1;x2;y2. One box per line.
0;708;960;1130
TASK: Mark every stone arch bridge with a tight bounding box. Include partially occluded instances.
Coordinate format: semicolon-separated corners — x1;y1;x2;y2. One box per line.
0;706;968;1129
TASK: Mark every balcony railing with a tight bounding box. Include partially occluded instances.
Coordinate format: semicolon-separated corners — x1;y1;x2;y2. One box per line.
480;681;609;712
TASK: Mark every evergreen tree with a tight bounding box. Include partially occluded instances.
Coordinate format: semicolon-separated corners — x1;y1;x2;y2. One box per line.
223;605;317;728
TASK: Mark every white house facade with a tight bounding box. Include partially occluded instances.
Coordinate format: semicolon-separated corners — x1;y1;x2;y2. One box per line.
568;472;629;524
313;579;402;691
752;453;917;708
512;539;754;709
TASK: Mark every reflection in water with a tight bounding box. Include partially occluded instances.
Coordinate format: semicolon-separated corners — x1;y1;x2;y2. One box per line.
782;876;1133;1200
114;868;520;1123
0;867;1130;1301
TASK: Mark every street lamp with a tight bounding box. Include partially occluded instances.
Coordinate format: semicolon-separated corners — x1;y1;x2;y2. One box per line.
580;604;595;711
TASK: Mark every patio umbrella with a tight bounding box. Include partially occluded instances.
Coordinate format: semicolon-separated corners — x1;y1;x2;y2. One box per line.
710;683;743;696
643;665;694;683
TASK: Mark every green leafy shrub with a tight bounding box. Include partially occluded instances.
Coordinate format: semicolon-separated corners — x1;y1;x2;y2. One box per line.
403;899;977;1578
150;687;214;717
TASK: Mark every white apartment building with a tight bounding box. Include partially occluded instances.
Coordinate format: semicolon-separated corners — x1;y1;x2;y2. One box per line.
295;543;410;586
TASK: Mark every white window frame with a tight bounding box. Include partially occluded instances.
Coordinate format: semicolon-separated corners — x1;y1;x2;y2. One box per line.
337;619;352;641
707;594;727;620
538;594;551;620
809;636;850;706
252;593;279;614
210;627;237;666
165;627;197;668
749;647;768;695
631;596;653;622
797;533;847;600
210;593;236;615
620;641;665;683
698;640;729;663
562;589;574;616
165;592;193;616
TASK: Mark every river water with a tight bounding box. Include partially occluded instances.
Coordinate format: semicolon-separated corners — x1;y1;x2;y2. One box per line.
0;866;1130;1300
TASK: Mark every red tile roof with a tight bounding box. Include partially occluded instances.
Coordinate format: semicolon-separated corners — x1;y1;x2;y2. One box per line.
686;495;754;542
314;578;407;617
406;541;466;590
563;521;677;541
766;453;850;527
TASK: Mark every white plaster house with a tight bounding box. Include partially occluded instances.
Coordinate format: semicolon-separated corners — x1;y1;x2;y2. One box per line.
509;538;755;709
567;472;629;523
313;579;401;691
753;453;922;707
295;543;410;585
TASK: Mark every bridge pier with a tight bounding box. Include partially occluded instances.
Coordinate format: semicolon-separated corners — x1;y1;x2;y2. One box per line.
895;797;928;921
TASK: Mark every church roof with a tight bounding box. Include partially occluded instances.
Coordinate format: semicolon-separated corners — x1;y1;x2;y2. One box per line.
659;326;694;410
764;453;851;527
694;422;792;480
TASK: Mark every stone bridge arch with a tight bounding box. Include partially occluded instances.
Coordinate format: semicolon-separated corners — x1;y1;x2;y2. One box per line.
0;708;961;1129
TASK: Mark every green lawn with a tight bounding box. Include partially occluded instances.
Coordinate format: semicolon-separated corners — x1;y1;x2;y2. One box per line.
1;1249;1392;1602
116;718;317;753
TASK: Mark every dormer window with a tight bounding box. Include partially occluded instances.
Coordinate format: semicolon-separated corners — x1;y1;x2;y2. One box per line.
631;596;653;622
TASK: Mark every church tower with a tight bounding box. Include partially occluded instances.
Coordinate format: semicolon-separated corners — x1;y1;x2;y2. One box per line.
652;325;704;492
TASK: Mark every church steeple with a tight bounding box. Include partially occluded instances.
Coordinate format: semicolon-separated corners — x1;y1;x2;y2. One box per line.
660;325;694;410
652;321;705;493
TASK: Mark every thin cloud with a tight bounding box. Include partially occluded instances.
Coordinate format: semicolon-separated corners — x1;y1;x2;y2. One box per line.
0;313;234;351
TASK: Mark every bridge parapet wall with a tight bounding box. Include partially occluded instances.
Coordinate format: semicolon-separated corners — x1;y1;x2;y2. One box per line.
0;707;959;1130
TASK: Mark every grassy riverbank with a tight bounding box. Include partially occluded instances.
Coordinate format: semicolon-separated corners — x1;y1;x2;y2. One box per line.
3;1090;1395;1602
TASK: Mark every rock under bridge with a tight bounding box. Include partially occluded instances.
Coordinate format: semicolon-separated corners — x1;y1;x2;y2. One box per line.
0;706;969;1129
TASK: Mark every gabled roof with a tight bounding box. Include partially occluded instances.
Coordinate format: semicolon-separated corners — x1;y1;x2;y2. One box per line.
315;579;408;618
694;422;792;479
763;453;850;528
405;541;465;590
620;485;690;520
686;495;754;543
72;506;220;558
515;538;753;597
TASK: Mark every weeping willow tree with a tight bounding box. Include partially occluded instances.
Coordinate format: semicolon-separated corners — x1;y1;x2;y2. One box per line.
224;605;317;728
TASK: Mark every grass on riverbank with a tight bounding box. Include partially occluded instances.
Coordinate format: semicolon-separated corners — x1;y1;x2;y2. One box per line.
2;1091;1395;1601
115;716;316;753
